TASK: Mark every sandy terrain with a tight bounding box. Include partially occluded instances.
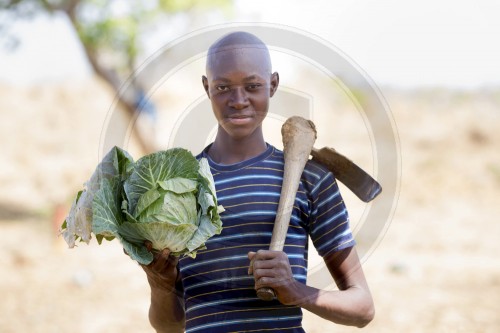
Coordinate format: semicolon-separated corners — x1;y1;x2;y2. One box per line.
1;79;499;333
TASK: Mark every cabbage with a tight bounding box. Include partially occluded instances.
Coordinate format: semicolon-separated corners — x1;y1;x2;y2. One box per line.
61;147;223;265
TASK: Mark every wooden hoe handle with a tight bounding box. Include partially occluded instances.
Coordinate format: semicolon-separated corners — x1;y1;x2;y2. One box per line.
256;116;317;301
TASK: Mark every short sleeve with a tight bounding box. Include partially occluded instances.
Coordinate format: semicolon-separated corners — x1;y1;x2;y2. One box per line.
309;172;355;257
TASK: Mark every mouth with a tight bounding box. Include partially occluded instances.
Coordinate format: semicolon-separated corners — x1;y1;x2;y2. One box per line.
228;113;252;119
226;114;253;124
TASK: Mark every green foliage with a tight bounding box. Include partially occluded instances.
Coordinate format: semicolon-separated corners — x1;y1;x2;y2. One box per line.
75;0;147;72
1;0;232;79
61;146;224;265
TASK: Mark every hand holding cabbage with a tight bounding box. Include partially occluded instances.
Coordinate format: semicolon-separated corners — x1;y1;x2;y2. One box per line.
60;146;223;265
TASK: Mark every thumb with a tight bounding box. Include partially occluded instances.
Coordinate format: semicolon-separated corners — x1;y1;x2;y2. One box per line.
247;251;256;275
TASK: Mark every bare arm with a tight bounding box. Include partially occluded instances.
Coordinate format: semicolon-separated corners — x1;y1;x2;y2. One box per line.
299;247;374;327
142;247;186;333
249;246;374;328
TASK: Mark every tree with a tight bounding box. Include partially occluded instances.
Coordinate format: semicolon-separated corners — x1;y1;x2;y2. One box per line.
0;0;231;153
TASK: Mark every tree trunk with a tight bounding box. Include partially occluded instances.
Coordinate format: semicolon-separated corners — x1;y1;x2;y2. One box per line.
65;5;156;155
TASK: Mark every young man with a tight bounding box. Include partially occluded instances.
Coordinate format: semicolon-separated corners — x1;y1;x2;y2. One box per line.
141;31;374;333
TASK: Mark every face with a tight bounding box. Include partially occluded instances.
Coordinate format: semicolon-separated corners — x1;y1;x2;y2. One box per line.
203;47;279;141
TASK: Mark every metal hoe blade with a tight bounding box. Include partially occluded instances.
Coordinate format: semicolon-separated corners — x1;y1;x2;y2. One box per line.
311;147;382;202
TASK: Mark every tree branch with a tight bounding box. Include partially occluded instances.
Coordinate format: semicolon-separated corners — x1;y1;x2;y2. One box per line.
63;4;156;155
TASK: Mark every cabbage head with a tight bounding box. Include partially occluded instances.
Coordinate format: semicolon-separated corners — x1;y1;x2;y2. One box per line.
61;147;223;265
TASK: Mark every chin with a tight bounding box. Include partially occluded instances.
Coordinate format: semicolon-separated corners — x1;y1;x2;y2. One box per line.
226;128;258;141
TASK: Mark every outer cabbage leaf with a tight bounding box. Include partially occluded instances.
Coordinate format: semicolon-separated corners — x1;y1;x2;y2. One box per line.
197;187;215;215
92;176;153;263
197;158;217;197
91;177;122;240
61;146;133;247
186;215;220;252
197;157;224;221
118;235;153;265
184;158;224;253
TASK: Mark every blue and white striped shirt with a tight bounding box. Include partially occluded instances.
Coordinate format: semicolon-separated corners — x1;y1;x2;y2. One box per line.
178;144;355;333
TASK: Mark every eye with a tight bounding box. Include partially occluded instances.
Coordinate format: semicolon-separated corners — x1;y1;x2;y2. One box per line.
247;83;262;90
216;85;229;92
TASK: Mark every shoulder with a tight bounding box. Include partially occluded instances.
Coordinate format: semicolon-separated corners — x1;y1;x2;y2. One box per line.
305;159;331;178
271;145;330;175
195;144;211;160
303;158;336;190
271;145;335;186
268;144;283;159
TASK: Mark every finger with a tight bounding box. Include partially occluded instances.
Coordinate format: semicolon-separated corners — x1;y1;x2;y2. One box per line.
160;248;171;259
252;262;289;278
145;241;153;252
252;259;279;272
151;249;178;273
254;249;284;260
150;251;169;272
255;275;293;290
252;267;276;280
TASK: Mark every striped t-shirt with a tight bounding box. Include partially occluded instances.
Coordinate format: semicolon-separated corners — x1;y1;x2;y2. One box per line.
178;143;355;333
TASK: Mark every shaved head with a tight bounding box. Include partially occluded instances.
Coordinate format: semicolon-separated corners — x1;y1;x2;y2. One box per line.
201;31;280;154
206;31;272;75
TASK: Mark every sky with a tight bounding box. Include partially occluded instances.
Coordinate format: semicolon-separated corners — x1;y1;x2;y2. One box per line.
0;0;499;89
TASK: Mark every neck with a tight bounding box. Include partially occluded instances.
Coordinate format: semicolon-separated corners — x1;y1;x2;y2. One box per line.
208;127;267;165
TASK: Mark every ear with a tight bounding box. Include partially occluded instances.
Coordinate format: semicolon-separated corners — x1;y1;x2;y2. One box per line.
202;75;210;98
269;72;279;97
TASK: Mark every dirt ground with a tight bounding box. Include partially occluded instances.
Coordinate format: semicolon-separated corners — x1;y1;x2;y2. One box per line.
1;79;499;333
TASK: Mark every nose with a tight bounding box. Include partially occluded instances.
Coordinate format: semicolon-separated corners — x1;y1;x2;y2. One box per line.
228;87;249;110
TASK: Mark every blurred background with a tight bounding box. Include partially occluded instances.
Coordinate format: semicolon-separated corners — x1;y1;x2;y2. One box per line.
1;0;499;332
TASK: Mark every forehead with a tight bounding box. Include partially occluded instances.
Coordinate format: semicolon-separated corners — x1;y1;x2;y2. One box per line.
206;45;271;79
